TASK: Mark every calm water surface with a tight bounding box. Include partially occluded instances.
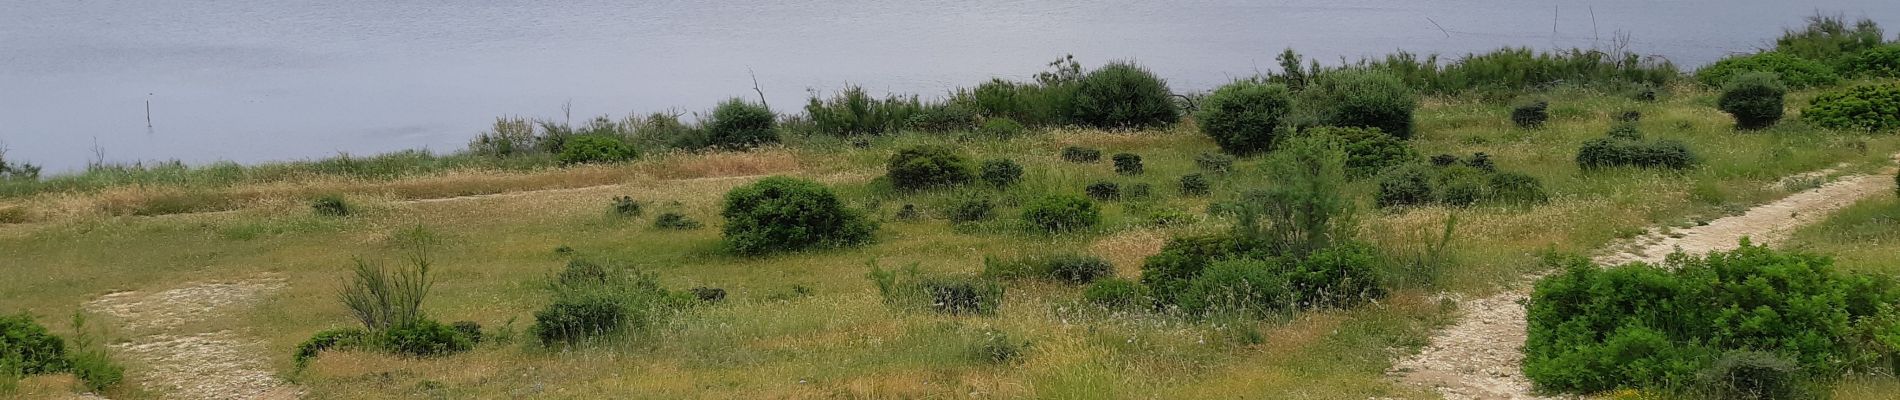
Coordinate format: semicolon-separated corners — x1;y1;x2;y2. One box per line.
3;1;1896;171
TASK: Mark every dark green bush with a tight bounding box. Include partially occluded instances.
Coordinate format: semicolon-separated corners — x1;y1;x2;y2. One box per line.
721;177;875;255
1196;80;1293;155
451;321;483;344
805;86;922;136
0;314;67;375
1046;254;1114;284
1177;258;1290;318
557;134;638;165
1487;172;1550;205
533;267;686;346
1021;194;1100;232
1318;126;1416;178
1296;70;1419;139
978;117;1028;138
1195;152;1235;173
923;276;1004;315
1179;173;1210;196
1428;154;1459;166
1071;62;1179;129
1694;52;1839;89
904;103;980;132
1139;234;1251;304
382;319;473;357
895;204;920;221
947;197;994;223
1801;83;1900;132
1608;122;1644;140
311;194;351;217
1112;153;1143;175
611;196;642;217
1376;164;1435;207
1125;183;1151;200
292;328;367;369
887;145;974;190
1695;351;1803;400
1061;146;1101;163
1577;125;1698;170
1285;242;1383;309
1084;181;1120;201
979;159;1023;188
1464;152;1495;172
703;99;778;149
1377;161;1548;208
652;212;702;230
1083;278;1150;309
1774;15;1886;63
1842;44;1900;78
532;295;627;345
1511;100;1550;128
1717;72;1787;130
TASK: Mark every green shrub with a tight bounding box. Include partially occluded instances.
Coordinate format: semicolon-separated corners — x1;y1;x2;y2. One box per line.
1177;258;1290;318
1842;44;1900;78
1695;351;1803;400
886;145;974;190
1511;100;1550;128
293;328;367;369
381;319;473;357
311;194;351;217
1774;14;1886;63
1318;126;1416;178
1195;152;1235;173
557;134;638;165
1071;62;1179;129
1084;181;1120;201
1046;254;1113;284
1487;172;1550;205
904;102;979;132
1285;242;1383;309
978;159;1023;188
1296;70;1419;139
947;197;994;223
690;287;726;303
895;204;920;221
652;212;701;230
1139;234;1250;304
1125;183;1152;200
1179;173;1210;196
0;314;67;375
1112;153;1143;175
532;295;627;345
1717;72;1787;130
451;321;483;344
721;177;875;255
556;259;611;287
1021;194;1100;232
978;117;1028;138
805;86;922;136
703;99;778;149
1083;278;1150;309
1801;83;1900;132
611;196;642;217
1061;146;1101;163
1577;125;1698;170
868;263;1004;315
1197;80;1294;155
1694;52;1839;89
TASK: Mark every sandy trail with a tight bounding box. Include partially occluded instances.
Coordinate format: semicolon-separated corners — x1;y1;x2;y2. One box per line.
1390;161;1897;400
84;276;300;400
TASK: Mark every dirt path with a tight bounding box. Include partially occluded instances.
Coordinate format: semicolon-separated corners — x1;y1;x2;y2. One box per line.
84;276;300;400
1390;163;1897;400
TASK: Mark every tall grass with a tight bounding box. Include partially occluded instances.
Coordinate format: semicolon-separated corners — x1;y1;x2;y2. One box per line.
1275;45;1678;96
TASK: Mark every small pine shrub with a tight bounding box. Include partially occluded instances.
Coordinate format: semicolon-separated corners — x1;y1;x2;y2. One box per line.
1842;44;1900;78
895;204;921;221
887;145;974;190
1319;126;1416;178
450;321;483;344
1179;173;1210;196
293;328;366;369
652;212;702;230
947;197;995;223
978;159;1023;188
703;99;778;149
1072;62;1180;129
1801;83;1900;132
1084;181;1121;200
1296;70;1419;139
1717;72;1787;130
1021;194;1100;232
1112;153;1143;175
721;177;875;255
978;117;1028;138
1195;152;1236;173
1197;80;1294;155
1046;254;1114;284
1061;146;1101;163
381;319;474;357
0;314;67;374
311;194;351;217
1083;278;1149;309
1694;52;1839;89
611;196;642;217
1139;234;1250;304
1487;172;1550;205
557;134;638;165
1511;100;1550;128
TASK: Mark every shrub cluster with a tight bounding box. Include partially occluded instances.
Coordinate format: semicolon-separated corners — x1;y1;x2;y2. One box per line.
1;314;69;375
1111;153;1143;175
978;159;1023;188
1376;157;1549;208
611;196;642;217
1524;243;1900;396
1842;44;1900;78
869;263;1005;315
703;99;779;149
1084;181;1120;201
1196;80;1294;155
1179;173;1210;196
311;194;351;217
977;117;1027;138
1270;47;1678;95
1511;100;1550;128
1716;72;1787;130
1295;69;1420;139
1139;235;1384;317
1801;83;1900;132
721;177;876;255
1060;146;1101;163
1071;62;1180;129
1774;15;1887;64
1317;126;1417;178
946;197;994;223
533;261;691;346
1694;52;1839;89
1083;278;1150;309
982;253;1113;284
557;134;638;165
1195;152;1235;173
805;86;961;136
887;145;974;190
1576;125;1698;170
1020;194;1100;232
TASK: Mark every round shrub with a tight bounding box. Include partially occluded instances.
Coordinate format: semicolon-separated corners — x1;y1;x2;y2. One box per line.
1179;173;1210;196
887;145;974;190
611;196;642;217
1717;72;1787;130
1434;167;1487;207
1376;164;1434;208
921;276;1004;315
1084;181;1121;201
382;319;474;357
1112;153;1143;175
978;117;1027;138
1694;52;1839;89
0;313;68;374
1296;70;1419;139
1511;100;1550;128
1843;44;1900;78
1140;234;1250;305
1196;80;1293;155
1288;242;1383;308
1060;146;1101;163
703;98;778;149
979;159;1023;188
1802;83;1900;132
1072;62;1180;129
721;177;876;255
1083;278;1149;309
1487;172;1550;205
557;134;638;165
1318;126;1415;178
532;295;626;345
1178;258;1290;318
1046;254;1113;283
1021;194;1100;232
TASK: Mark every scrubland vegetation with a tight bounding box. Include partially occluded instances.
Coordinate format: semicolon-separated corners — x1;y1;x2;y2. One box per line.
4;13;1900;400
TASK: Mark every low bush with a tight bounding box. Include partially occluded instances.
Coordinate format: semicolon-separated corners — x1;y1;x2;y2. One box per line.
1179;173;1210;196
1296;69;1419;139
1376;164;1435;207
1176;258;1290;318
1717;72;1787;130
533;266;688;346
1319;126;1416;178
1842;44;1900;78
1577;137;1698;170
1021;194;1100;232
611;196;642;217
1139;234;1251;305
1125;183;1152;200
1694;52;1839;89
1084;181;1120;200
904;103;980;132
532;294;628;345
979;159;1023;188
947;197;994;223
1801;83;1900;132
1160;242;1383;318
804;86;921;136
703;99;778;149
1774;14;1886;64
451;321;483;344
557;134;638;165
978;117;1028;138
895;204;921;221
311;194;351;217
382;319;474;357
652;212;701;230
1487;172;1551;205
1376;159;1549;208
1195;152;1236;173
1197;80;1294;155
721;177;876;255
887;145;974;190
869;263;1004;315
1071;62;1179;129
1112;153;1143;175
1511;100;1550;128
1061;146;1101;163
0;314;67;375
293;328;367;369
556;259;611;287
1083;278;1150;309
1046;254;1114;283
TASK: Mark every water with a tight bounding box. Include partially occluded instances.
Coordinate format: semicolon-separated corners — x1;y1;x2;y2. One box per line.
3;1;1895;172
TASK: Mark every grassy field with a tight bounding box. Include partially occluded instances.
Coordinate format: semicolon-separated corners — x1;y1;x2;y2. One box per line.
4;79;1899;399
